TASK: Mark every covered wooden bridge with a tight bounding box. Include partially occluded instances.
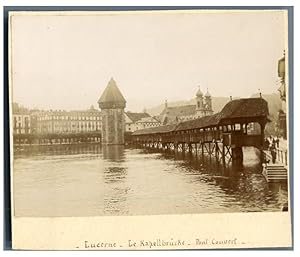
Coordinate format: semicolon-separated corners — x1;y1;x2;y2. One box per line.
132;98;270;165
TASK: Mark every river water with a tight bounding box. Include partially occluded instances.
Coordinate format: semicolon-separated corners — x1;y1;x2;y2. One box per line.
13;144;288;217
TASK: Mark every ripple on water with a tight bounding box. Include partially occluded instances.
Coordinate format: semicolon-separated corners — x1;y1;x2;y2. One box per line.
13;145;288;217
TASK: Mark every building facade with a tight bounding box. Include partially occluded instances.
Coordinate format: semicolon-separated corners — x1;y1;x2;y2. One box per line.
125;112;161;132
13;114;31;134
98;78;126;145
160;87;213;125
278;51;287;139
34;106;101;134
12;103;31;135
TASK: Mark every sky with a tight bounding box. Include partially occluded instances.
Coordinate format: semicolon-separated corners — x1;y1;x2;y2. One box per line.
11;10;287;112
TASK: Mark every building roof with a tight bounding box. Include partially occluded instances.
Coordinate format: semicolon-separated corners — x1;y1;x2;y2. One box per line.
177;98;269;130
12;103;31;114
33;109;101;116
175;113;220;131
196;87;203;97
217;98;269;120
98;78;126;106
132;98;269;135
132;123;178;135
160;105;196;117
138;116;160;123
205;89;211;97
126;112;150;123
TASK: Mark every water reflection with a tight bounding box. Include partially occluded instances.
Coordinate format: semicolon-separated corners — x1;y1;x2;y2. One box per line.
102;145;129;215
14;143;102;158
157;147;288;212
102;145;125;162
13;144;288;217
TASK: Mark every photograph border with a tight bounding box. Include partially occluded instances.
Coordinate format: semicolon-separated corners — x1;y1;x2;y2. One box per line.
3;5;294;250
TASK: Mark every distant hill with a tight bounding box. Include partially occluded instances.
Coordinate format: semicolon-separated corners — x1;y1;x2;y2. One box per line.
250;93;282;135
251;93;281;118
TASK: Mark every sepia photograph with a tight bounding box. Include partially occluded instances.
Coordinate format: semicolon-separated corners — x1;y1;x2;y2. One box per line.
8;8;292;250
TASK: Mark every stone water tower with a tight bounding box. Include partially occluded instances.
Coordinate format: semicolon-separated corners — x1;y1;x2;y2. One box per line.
98;78;126;145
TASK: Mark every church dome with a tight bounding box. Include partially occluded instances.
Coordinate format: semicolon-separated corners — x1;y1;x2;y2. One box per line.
196;87;203;97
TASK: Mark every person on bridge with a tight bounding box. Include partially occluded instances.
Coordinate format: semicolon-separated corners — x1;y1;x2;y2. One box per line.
270;142;277;164
264;138;270;150
267;136;273;150
276;137;280;148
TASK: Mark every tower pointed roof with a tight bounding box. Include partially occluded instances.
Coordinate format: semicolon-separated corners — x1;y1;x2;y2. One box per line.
98;78;126;109
205;88;211;97
196;86;203;97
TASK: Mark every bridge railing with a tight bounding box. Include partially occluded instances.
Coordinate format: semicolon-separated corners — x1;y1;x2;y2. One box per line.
133;125;265;150
263;148;288;166
276;148;288;166
134;130;263;148
135;129;223;144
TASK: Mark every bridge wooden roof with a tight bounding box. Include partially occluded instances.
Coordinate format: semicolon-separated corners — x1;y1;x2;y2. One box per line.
132;98;269;135
132;124;178;135
175;113;220;131
217;98;269;120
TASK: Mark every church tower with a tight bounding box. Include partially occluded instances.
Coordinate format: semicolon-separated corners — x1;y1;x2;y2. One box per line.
195;87;205;118
204;89;213;115
98;78;126;145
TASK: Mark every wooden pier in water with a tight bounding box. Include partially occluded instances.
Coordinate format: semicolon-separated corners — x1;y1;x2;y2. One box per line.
132;98;270;166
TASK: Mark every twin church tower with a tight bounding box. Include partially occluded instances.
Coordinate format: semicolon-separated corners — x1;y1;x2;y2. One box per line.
195;87;213;118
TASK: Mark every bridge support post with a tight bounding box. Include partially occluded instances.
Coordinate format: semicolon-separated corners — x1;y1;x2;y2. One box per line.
188;144;192;154
222;144;226;165
232;146;243;165
259;121;267;164
215;142;219;162
166;143;170;151
174;143;177;153
210;142;213;163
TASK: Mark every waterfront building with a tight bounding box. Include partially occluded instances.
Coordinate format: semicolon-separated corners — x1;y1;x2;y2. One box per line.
12;103;31;134
34;106;101;134
125;112;161;132
160;87;213;125
278;51;287;139
98;78;126;145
